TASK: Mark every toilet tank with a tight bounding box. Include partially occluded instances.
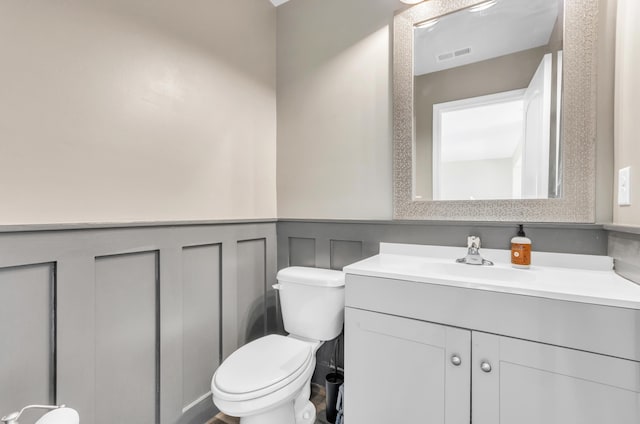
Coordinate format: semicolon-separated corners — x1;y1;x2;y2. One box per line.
275;267;345;341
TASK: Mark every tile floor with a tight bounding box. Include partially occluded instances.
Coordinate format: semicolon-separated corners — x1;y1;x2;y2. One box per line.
205;383;331;424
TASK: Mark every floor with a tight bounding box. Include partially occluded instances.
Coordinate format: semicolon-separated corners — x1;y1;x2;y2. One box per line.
205;383;331;424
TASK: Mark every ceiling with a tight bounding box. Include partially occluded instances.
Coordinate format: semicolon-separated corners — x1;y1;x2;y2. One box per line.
270;0;291;6
414;0;561;76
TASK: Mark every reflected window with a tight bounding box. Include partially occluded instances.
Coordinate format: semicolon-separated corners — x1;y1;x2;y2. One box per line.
433;90;525;200
432;53;556;201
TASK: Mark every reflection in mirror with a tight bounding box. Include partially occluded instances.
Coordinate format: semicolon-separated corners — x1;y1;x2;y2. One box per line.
413;0;564;201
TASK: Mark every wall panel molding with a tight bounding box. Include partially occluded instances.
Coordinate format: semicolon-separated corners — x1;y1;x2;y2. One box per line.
0;218;619;421
0;222;277;424
181;244;222;414
158;247;184;423
56;256;96;422
0;263;56;422
277;220;608;271
608;230;640;285
287;237;316;267
94;251;159;424
330;240;364;271
237;239;267;346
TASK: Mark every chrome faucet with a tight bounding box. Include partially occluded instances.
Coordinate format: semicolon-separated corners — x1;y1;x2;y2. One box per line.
1;405;65;424
456;236;493;266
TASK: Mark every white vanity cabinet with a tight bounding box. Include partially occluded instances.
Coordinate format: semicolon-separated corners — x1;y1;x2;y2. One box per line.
345;264;640;424
343;244;640;423
472;332;640;424
345;308;470;423
346;306;640;424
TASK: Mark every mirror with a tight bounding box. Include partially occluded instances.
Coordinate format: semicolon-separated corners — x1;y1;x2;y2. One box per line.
393;0;597;221
414;0;563;201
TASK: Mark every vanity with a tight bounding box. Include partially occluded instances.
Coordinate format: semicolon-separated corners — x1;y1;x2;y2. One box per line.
343;243;640;423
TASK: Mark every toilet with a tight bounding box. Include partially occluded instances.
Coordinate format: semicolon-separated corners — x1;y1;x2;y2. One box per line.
211;266;345;424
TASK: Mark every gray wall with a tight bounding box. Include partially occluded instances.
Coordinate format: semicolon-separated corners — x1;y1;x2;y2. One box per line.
1;218;633;423
607;225;640;286
0;264;55;424
0;222;277;424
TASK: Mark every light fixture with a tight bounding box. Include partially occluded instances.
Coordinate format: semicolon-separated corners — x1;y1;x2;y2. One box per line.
415;18;440;29
469;0;498;12
400;0;424;4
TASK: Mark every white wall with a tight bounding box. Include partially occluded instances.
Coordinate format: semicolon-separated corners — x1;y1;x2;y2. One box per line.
596;0;617;223
439;159;515;201
276;0;614;222
0;0;618;225
0;0;277;224
276;0;400;219
614;0;640;226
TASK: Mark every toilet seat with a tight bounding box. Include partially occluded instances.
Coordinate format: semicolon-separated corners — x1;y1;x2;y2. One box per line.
213;335;314;402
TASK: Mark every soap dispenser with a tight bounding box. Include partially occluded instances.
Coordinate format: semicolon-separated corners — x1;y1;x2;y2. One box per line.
511;224;531;269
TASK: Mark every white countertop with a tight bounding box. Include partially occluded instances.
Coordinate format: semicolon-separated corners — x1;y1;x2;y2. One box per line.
343;243;640;310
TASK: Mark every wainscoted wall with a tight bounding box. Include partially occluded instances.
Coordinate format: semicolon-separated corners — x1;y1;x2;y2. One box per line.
2;218;631;422
277;220;609;269
606;225;640;286
277;219;609;383
0;221;277;424
0;263;56;424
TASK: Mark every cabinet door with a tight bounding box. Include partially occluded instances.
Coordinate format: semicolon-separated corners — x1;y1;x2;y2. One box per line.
345;308;470;423
472;332;640;424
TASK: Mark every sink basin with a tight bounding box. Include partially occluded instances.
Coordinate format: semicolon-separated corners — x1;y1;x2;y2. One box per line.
374;247;539;286
343;242;640;309
425;262;537;284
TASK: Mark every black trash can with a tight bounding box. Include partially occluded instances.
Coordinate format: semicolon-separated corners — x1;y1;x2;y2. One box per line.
325;372;344;423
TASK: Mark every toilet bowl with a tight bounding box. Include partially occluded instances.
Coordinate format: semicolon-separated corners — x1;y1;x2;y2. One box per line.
211;267;345;424
212;335;320;423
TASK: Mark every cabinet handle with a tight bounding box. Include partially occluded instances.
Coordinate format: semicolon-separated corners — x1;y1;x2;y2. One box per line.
480;361;492;373
450;355;462;366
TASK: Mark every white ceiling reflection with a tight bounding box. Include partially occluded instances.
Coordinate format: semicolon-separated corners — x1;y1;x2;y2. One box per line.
414;0;560;76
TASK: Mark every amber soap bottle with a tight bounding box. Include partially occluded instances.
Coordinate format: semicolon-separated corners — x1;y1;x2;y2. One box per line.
511;224;532;268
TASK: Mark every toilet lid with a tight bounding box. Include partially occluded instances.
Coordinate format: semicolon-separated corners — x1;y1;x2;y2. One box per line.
214;335;313;396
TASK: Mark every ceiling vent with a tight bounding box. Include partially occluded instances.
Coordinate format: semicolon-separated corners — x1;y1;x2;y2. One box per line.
437;47;472;62
454;47;472;57
437;52;454;62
